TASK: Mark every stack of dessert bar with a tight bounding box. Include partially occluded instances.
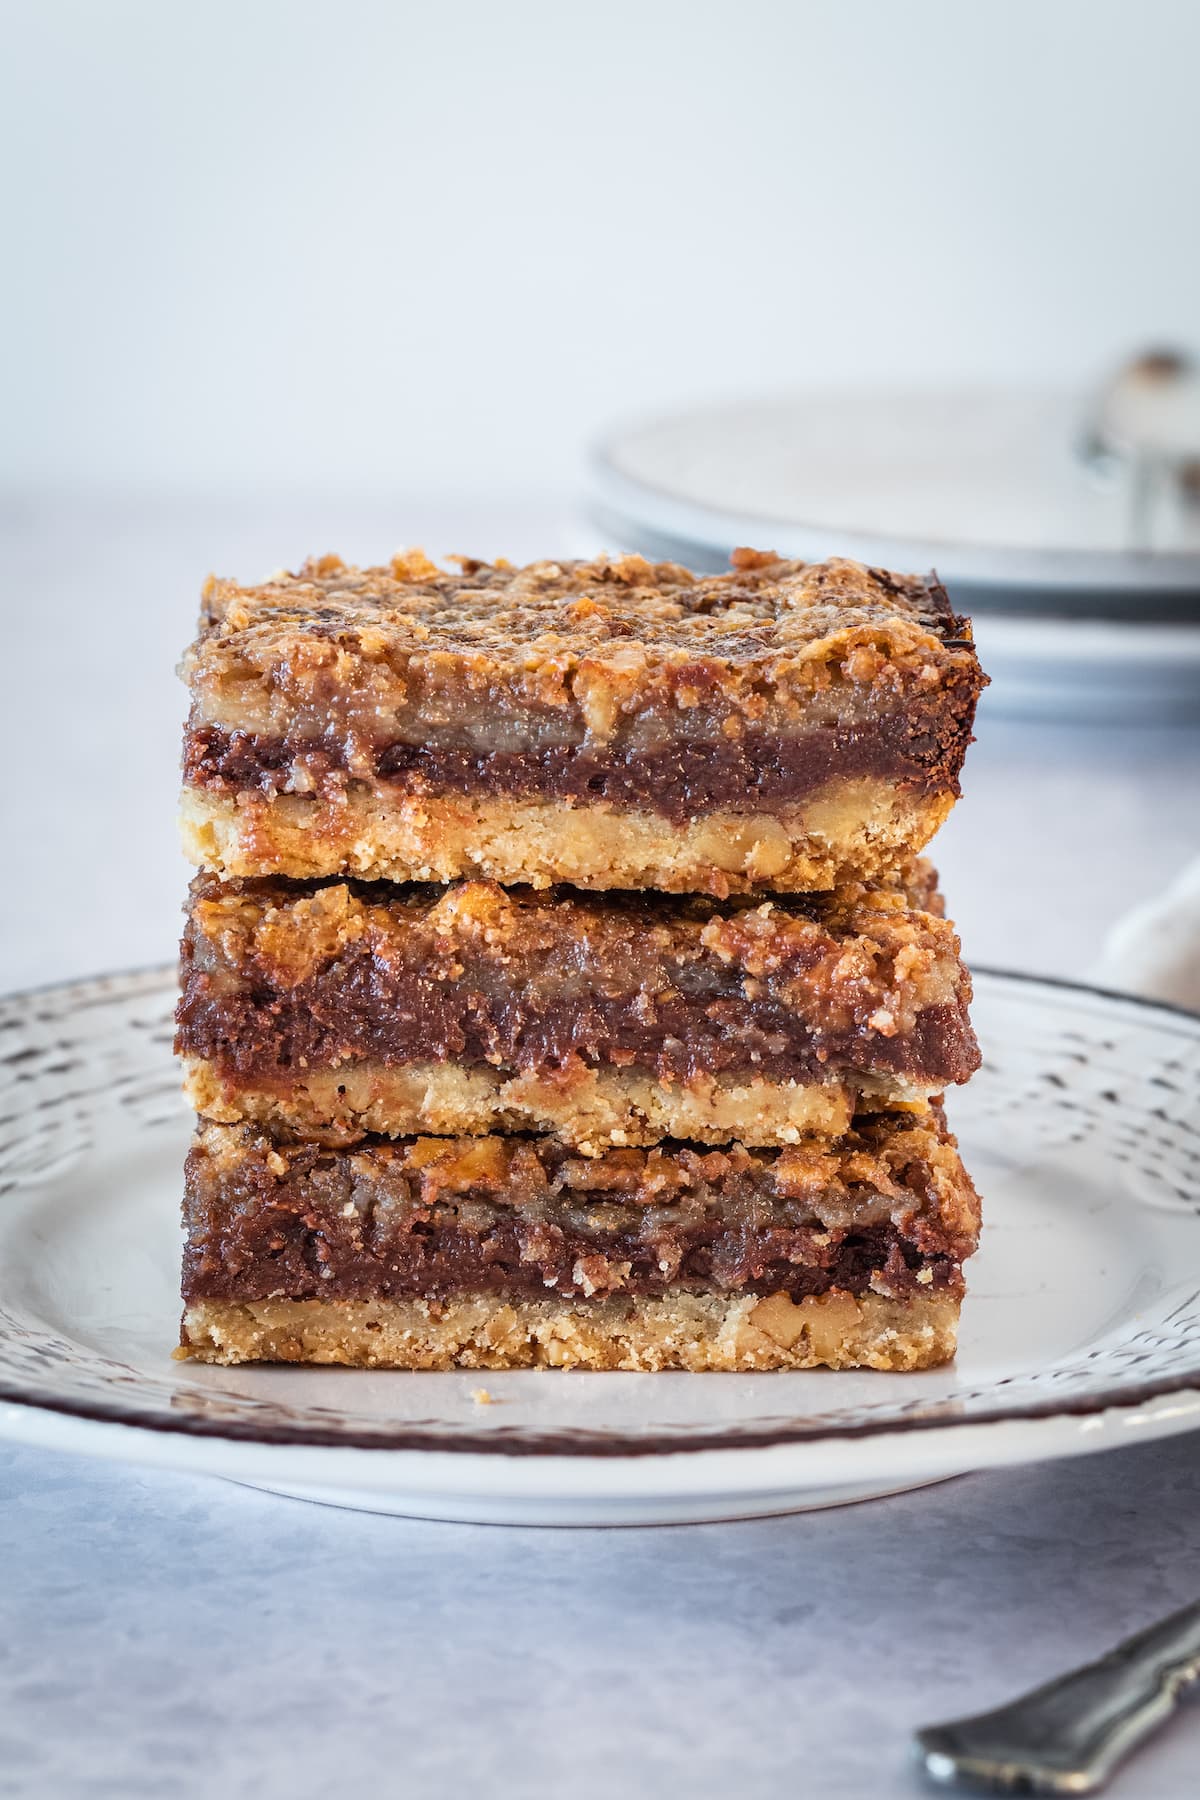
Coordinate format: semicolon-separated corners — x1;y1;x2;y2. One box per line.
175;550;986;1372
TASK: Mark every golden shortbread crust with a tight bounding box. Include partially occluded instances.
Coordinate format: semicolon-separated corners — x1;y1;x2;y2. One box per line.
179;779;953;894
182;1055;934;1151
180;1288;961;1372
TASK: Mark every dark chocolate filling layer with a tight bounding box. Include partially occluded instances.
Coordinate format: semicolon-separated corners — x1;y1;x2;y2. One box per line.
177;975;973;1088
183;1191;958;1305
183;682;978;824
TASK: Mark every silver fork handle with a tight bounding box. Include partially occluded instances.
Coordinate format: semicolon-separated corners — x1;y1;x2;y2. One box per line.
915;1599;1200;1794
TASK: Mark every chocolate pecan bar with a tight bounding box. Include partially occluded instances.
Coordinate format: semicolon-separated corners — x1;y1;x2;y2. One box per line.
179;549;986;896
178;1108;981;1371
176;865;978;1153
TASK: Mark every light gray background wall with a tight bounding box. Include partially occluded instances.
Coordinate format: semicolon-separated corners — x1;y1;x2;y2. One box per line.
4;0;1199;499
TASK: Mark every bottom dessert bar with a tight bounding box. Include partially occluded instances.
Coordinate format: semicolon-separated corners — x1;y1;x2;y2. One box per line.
178;1111;980;1372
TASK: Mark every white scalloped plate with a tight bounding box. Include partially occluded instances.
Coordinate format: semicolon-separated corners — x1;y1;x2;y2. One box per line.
0;969;1197;1525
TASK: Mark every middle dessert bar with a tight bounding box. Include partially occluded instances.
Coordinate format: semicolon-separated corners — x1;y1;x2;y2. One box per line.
178;868;979;1152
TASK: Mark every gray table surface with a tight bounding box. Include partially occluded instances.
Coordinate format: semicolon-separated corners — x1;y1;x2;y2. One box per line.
2;499;1199;1800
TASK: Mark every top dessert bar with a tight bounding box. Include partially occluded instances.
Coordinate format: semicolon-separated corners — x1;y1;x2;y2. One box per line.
180;549;986;894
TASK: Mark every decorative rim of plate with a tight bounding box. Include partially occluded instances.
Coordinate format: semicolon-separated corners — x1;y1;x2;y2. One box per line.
0;965;1197;1460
